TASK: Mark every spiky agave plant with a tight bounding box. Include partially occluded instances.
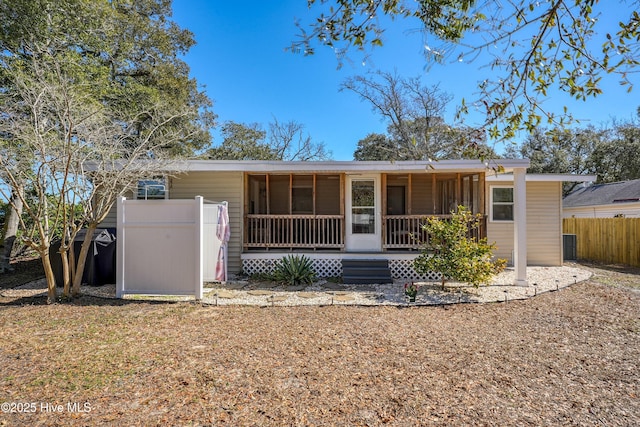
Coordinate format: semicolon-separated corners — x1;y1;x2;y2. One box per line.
272;254;317;286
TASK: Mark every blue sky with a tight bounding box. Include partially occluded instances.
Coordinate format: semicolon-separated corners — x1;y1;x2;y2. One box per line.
171;1;638;160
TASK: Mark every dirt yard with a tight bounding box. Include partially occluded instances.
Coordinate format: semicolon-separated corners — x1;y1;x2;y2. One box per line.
0;262;638;426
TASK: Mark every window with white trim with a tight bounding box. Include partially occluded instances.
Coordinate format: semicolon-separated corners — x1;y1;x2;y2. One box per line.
491;186;513;221
136;178;167;200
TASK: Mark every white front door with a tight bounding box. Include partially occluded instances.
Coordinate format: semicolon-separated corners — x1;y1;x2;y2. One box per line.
345;175;381;252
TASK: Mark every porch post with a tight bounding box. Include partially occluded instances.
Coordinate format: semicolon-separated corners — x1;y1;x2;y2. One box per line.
513;167;527;286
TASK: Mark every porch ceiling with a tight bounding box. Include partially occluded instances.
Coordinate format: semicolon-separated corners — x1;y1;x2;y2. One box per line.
179;159;530;174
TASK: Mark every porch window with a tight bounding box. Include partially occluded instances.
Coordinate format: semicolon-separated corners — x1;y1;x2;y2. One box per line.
491;186;514;221
292;175;313;214
136;178;167;200
383;172;486;249
244;173;343;250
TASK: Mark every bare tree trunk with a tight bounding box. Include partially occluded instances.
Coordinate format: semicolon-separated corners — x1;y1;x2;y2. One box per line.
0;186;24;273
40;247;57;304
61;248;71;298
62;241;77;298
72;224;97;297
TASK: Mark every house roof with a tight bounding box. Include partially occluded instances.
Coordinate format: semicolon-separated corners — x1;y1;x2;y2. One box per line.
179;159;530;173
487;173;597;183
563;179;640;208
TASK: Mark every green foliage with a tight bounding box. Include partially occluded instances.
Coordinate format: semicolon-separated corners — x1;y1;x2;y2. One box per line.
206;120;331;161
414;206;506;288
206;122;275;160
345;71;497;160
504;126;604;195
272;255;317;287
590;118;640;184
293;1;639;140
0;0;215;300
505;113;640;193
404;282;418;298
0;0;215;156
353;133;397;161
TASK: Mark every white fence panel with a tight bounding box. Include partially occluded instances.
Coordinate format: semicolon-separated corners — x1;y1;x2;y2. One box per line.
116;196;203;299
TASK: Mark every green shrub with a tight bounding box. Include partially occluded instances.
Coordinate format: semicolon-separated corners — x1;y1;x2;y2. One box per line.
272;254;317;286
414;206;507;289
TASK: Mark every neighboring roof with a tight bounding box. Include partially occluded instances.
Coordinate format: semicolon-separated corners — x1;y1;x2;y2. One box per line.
179;159;530;173
563;179;640;208
487;173;597;183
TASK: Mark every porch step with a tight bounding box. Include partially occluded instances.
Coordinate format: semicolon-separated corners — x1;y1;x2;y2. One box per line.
341;259;393;284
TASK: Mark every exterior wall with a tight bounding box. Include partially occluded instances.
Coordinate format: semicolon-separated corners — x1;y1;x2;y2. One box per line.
100;190;133;229
487;180;563;266
102;206;118;229
563;203;640;218
169;171;243;275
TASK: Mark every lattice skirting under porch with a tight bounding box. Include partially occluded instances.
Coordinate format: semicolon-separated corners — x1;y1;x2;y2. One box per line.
242;258;342;278
242;257;442;281
388;259;442;282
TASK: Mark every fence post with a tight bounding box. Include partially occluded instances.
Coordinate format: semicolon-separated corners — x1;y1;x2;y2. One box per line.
195;196;203;300
116;196;126;298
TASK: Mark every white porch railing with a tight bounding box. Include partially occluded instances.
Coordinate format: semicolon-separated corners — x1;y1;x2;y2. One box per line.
245;214;344;249
384;215;486;249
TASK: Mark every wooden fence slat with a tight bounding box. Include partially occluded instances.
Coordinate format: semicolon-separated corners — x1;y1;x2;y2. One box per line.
563;218;640;267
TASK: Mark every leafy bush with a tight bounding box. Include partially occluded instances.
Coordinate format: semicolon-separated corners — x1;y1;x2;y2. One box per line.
272;254;317;286
414;206;507;289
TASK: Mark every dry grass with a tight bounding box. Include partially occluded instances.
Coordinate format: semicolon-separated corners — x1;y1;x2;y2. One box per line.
0;263;638;426
0;257;44;290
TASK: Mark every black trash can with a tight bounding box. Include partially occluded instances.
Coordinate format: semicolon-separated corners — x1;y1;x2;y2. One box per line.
50;229;116;286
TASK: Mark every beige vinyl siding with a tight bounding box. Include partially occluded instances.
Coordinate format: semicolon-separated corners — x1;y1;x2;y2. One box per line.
487;181;563;266
99;189;133;229
101;206;118;230
170;171;243;275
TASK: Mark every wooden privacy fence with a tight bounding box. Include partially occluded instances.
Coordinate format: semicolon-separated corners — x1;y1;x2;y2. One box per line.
563;218;640;267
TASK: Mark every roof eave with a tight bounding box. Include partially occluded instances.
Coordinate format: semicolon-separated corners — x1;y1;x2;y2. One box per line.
178;159;531;173
486;173;597;182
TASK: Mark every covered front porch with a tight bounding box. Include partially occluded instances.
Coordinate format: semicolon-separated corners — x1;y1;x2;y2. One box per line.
243;171;486;252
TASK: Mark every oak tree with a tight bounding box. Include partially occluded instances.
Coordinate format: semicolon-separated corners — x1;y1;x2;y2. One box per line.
292;1;639;140
0;0;214;301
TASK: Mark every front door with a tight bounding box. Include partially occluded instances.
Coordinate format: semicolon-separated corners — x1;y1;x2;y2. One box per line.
346;175;381;252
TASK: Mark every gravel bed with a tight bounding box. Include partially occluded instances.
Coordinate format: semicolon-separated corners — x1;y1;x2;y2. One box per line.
2;266;592;306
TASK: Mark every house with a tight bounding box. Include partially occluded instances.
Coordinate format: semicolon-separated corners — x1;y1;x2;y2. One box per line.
103;159;595;287
563;179;640;218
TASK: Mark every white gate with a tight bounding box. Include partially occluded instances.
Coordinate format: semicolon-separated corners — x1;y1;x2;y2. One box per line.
116;196;227;299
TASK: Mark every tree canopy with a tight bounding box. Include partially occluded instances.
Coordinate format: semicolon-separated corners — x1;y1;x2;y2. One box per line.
504;109;640;195
292;0;640;140
345;71;496;160
0;0;215;156
206;120;332;161
0;0;214;301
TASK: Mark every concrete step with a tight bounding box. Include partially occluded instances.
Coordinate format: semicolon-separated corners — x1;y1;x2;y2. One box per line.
341;275;393;285
341;259;390;268
342;259;392;284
